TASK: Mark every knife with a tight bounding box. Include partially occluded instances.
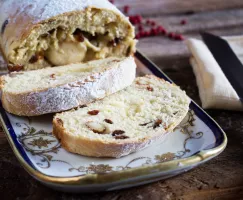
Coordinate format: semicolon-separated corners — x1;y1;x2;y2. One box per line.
201;32;243;102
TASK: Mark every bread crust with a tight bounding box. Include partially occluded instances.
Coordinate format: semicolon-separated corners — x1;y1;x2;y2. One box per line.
53;113;187;158
1;57;136;116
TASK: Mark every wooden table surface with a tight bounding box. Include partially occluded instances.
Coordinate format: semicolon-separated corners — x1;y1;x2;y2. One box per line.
1;0;243;199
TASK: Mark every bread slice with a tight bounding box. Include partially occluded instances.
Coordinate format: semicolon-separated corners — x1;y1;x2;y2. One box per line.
53;75;191;158
0;57;136;116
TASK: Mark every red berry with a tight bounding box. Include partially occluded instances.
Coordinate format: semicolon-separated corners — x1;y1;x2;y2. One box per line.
135;33;141;39
180;19;187;25
147;31;152;36
136;15;142;23
129;16;134;23
174;34;185;41
138;25;143;31
161;29;166;35
140;31;145;37
146;20;151;25
151;21;156;26
156;26;165;34
168;32;175;38
144;31;149;37
150;28;158;36
124;5;130;14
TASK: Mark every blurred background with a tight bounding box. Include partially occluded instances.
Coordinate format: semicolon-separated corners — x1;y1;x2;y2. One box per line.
113;0;243;103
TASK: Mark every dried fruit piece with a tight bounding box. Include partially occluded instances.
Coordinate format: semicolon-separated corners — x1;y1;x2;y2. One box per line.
80;105;87;108
76;81;84;85
147;86;154;91
139;121;152;126
56;118;63;126
153;119;162;129
112;130;125;136
86;121;106;134
29;55;38;63
8;64;24;72
73;29;84;42
104;119;113;124
50;74;55;78
88;110;99;115
29;52;44;64
1;19;8;34
115;135;129;140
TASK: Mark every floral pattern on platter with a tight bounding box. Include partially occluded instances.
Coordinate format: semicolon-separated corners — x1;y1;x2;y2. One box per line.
17;123;61;169
15;110;204;175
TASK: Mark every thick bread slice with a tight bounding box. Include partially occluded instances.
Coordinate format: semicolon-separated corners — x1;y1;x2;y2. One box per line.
53;75;191;158
0;57;136;116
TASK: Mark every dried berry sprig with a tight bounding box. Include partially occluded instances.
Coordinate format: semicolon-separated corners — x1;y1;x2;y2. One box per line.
115;2;185;41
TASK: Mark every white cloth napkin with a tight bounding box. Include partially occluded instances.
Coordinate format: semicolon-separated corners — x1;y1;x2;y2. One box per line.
186;36;243;111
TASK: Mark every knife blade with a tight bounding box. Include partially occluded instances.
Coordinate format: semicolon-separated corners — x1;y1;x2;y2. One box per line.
201;32;243;102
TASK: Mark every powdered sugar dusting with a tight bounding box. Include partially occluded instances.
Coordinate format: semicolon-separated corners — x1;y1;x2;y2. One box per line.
27;57;136;115
3;57;136;116
0;0;124;26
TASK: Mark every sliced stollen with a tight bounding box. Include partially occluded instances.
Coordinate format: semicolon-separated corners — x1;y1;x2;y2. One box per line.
0;57;136;116
53;75;191;158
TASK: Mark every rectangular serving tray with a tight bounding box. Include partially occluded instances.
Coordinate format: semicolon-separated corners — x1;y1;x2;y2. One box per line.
0;51;227;193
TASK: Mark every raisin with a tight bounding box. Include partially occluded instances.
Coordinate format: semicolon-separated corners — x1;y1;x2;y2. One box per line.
56;118;63;126
29;55;38;63
48;29;55;34
29;52;44;64
80;105;87;108
104;119;113;124
153;119;162;129
73;29;84;42
139;121;152;126
87;110;99;115
1;19;8;34
112;130;125;136
147;86;154;92
8;64;23;72
115;135;129;140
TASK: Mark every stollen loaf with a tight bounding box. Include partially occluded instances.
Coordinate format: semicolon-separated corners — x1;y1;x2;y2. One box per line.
0;0;136;71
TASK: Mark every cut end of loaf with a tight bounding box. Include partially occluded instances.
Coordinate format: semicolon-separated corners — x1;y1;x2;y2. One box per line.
5;2;136;71
53;75;191;158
